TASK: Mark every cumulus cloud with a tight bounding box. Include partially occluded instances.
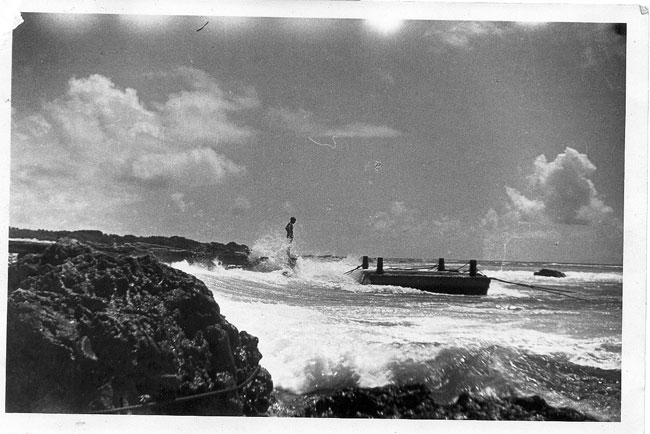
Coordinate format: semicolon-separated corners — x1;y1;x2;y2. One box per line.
155;66;261;110
506;147;614;225
478;147;621;262
13;113;52;140
11;69;255;229
14;70;251;179
131;148;245;187
42;74;163;155
159;67;259;144
268;107;402;138
505;187;545;222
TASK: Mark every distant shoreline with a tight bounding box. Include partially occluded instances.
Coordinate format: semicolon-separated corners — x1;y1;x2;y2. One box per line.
8;227;251;267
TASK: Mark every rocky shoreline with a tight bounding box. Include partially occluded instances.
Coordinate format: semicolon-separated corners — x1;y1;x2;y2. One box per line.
9;227;251;267
6;239;272;415
7;238;598;420
275;386;597;420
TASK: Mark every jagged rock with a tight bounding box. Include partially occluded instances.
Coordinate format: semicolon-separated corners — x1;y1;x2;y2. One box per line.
298;386;598;421
6;239;272;415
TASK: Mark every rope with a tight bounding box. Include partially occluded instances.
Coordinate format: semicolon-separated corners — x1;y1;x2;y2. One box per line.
488;276;574;294
89;365;262;414
343;265;362;275
489;276;591;301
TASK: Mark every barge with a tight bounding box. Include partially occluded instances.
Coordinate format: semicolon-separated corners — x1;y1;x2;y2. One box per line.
349;257;490;296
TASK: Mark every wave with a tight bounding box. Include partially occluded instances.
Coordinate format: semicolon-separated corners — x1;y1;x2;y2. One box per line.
171;256;621;421
206;293;622;385
171;254;622;299
272;344;621;421
482;268;622;284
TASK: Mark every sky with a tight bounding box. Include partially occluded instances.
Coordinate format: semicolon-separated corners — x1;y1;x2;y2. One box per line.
9;11;629;264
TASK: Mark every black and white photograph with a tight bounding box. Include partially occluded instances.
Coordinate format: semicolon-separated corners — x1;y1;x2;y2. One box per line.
1;1;647;433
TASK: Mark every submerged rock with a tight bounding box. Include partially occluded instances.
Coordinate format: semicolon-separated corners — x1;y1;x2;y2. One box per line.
534;269;567;278
297;385;598;421
6;239;272;415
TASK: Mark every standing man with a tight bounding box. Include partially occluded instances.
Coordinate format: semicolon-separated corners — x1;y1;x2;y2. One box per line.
285;217;297;269
285;217;297;243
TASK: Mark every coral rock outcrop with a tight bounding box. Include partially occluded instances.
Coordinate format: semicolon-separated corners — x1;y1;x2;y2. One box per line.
6;239;272;415
298;386;597;420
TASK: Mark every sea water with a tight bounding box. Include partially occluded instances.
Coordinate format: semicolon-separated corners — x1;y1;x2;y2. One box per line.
172;255;622;421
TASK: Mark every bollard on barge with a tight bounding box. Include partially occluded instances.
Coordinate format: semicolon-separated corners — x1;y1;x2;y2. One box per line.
349;257;491;295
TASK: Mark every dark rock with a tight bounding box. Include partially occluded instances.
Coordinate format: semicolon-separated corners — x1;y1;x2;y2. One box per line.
9;227;252;267
6;239;272;415
534;269;566;278
298;385;598;421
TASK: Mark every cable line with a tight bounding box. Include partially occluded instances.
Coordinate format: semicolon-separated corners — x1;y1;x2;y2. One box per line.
489;276;590;301
89;365;262;414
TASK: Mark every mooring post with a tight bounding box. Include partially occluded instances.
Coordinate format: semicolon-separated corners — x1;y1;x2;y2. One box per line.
469;259;478;276
362;256;369;269
377;257;384;274
438;258;445;271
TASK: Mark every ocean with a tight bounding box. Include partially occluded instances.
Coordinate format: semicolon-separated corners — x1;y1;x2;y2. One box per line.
172;251;622;421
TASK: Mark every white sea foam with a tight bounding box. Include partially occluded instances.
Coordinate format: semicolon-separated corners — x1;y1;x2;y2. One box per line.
483;268;623;284
211;293;620;393
171;255;622;405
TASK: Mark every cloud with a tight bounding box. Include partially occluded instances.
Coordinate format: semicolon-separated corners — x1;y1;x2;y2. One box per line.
370;201;419;233
9;170;140;232
131;148;245;188
11;70;255;230
506;147;614;225
504;187;545;222
480;208;500;231
364;201;480;258
424;21;553;52
268;107;402;138
156;66;260;109
13;113;51;140
477;147;621;263
424;21;505;50
369;201;460;236
158;67;259;144
43;74;163;155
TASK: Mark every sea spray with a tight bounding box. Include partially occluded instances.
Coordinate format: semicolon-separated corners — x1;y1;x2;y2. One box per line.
247;233;295;272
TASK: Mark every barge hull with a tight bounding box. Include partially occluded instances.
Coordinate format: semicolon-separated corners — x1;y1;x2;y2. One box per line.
353;270;490;296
